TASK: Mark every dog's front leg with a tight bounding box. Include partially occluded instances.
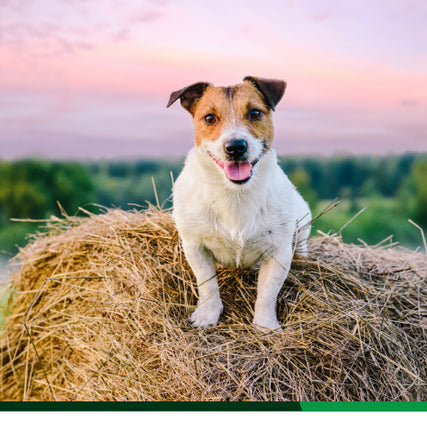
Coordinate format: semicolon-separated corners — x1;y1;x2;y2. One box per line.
253;247;293;330
182;240;223;327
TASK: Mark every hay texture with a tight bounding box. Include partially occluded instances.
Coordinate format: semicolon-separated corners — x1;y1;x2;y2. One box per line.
0;208;426;401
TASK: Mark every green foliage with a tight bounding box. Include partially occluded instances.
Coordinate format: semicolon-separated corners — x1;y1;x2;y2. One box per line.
314;198;422;248
0;154;426;255
278;153;420;200
289;168;317;209
0;160;95;221
0;178;48;219
0;284;16;332
0;160;95;254
0;222;39;256
90;159;183;209
0;161;48;218
51;165;95;215
412;158;427;228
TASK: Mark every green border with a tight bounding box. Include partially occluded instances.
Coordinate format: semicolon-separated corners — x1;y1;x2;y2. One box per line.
301;402;427;411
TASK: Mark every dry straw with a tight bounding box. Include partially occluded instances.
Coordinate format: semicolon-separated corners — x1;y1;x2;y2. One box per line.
0;206;426;401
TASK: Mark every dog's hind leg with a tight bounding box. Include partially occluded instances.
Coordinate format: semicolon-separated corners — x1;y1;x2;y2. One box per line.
181;241;223;328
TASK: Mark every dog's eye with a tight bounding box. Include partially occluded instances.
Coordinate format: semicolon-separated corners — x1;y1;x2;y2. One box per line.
204;114;217;125
248;109;262;121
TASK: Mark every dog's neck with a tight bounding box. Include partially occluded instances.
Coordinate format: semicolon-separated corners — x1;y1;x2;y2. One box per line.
186;147;279;241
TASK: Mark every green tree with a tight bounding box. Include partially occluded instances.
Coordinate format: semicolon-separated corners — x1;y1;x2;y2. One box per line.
0;179;48;219
0;160;95;220
51;163;95;214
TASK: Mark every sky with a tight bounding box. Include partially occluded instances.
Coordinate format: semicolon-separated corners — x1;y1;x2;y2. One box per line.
0;0;426;159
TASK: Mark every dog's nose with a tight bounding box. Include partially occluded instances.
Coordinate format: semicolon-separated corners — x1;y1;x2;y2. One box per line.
224;139;248;158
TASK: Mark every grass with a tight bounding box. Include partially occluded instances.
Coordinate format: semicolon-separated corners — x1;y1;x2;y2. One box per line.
313;198;423;249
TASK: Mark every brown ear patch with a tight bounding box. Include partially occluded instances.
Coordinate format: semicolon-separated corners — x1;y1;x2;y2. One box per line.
243;76;286;111
167;82;212;114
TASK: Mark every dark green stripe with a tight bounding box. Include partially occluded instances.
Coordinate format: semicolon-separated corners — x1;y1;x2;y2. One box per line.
2;401;427;411
300;402;427;412
0;401;301;411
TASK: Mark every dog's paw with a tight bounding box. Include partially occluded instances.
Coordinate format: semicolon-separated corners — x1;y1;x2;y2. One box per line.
253;315;282;331
190;300;223;328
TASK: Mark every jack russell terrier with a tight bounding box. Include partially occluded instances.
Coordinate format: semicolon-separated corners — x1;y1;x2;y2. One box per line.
167;76;311;330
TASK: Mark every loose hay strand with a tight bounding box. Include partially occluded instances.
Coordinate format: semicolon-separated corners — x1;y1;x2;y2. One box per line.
408;219;427;253
0;207;426;401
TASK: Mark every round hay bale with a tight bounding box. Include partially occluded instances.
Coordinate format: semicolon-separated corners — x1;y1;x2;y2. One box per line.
0;208;426;401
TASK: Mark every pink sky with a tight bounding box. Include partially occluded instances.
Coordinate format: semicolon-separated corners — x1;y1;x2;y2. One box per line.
0;0;426;159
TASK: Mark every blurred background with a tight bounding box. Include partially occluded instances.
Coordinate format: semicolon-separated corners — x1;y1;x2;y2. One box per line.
1;0;427;281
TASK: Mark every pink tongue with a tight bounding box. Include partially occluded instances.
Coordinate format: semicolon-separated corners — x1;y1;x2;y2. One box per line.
223;161;252;181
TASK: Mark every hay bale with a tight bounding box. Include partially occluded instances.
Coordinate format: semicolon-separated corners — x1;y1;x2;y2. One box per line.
0;208;426;401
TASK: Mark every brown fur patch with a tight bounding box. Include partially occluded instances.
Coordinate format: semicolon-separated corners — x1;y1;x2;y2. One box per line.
192;81;274;148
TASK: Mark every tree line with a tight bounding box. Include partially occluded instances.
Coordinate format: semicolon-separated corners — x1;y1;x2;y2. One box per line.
0;153;426;254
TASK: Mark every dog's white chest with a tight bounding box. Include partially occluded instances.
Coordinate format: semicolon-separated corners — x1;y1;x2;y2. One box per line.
201;232;273;268
197;198;278;268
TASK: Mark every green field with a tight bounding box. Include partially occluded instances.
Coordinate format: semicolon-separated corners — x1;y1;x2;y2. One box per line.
0;153;426;258
313;198;425;249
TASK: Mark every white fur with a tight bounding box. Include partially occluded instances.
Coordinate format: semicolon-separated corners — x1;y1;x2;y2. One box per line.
173;125;312;330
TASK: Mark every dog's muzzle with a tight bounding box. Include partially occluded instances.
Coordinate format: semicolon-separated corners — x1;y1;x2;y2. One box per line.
206;139;251;184
208;146;261;185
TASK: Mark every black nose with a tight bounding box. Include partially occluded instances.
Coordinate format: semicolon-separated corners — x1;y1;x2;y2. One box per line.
224;139;248;158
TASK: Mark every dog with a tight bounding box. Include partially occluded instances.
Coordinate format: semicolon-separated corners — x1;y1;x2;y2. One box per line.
167;76;311;330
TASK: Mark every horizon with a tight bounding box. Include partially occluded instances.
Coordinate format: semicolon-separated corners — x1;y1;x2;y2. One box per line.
1;150;425;163
1;0;426;159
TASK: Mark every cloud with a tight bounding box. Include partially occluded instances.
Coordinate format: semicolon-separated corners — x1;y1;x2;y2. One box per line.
0;11;97;57
400;99;421;107
131;9;165;24
0;0;168;57
310;12;330;21
113;27;130;42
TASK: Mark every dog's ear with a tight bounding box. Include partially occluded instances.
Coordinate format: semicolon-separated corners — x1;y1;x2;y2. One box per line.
166;82;212;114
243;76;286;111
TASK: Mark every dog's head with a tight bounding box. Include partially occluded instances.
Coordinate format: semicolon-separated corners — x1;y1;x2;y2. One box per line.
167;76;286;185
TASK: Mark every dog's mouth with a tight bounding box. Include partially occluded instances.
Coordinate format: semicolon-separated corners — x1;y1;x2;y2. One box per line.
208;152;260;184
